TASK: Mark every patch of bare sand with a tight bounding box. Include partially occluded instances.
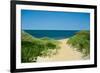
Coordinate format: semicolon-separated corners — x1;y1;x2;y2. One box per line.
37;39;83;62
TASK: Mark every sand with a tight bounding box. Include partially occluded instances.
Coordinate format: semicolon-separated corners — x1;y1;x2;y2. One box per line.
37;39;83;62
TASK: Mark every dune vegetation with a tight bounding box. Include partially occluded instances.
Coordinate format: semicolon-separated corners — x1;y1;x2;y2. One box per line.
21;30;90;63
67;30;90;57
21;31;60;63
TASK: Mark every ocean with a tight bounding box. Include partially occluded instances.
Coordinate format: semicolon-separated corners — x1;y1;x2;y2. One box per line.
24;30;80;39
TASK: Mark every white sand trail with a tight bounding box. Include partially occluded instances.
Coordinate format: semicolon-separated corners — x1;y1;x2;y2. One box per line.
37;39;83;62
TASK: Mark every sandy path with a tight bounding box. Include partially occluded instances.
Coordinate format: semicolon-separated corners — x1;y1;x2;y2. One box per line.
37;39;83;62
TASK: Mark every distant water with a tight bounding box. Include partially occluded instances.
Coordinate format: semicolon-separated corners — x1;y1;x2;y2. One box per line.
24;30;80;39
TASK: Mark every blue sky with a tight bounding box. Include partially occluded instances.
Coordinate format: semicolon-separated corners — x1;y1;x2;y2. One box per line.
21;9;90;30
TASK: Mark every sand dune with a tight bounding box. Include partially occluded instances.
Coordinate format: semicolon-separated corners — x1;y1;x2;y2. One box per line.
37;39;83;62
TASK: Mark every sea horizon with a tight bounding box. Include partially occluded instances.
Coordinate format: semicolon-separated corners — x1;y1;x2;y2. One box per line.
22;30;89;40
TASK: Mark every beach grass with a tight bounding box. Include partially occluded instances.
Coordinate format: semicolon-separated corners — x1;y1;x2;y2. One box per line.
21;31;60;63
21;30;90;63
67;30;90;57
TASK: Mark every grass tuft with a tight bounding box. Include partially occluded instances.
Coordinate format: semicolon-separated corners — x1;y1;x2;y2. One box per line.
67;30;90;57
21;31;60;63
